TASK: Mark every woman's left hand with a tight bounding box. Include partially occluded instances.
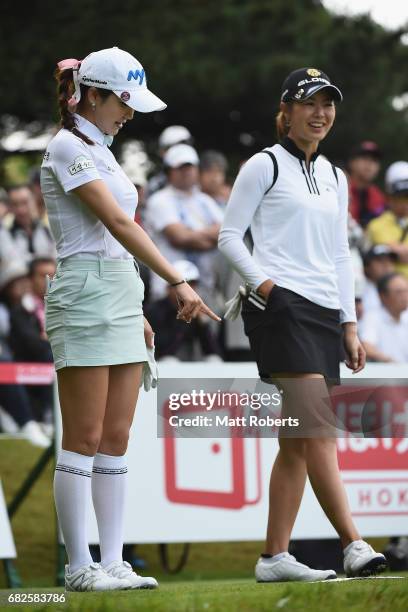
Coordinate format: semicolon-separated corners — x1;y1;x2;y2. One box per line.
343;324;366;374
143;316;155;348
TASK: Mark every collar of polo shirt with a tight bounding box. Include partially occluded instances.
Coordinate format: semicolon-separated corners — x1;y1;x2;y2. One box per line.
73;114;113;146
281;136;321;162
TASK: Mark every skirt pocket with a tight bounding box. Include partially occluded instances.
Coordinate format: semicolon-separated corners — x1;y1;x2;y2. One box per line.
45;270;97;311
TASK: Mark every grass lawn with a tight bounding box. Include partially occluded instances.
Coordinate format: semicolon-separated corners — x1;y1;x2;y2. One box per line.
1;577;408;612
1;440;407;611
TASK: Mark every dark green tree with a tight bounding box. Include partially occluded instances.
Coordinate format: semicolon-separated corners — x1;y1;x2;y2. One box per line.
0;0;407;166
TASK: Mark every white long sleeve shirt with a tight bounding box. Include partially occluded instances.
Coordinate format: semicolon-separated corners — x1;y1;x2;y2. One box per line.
218;137;356;323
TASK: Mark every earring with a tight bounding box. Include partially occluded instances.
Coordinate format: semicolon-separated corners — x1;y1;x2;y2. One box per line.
91;102;96;110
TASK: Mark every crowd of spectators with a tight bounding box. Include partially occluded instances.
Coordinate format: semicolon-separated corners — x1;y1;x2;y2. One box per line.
1;127;408;447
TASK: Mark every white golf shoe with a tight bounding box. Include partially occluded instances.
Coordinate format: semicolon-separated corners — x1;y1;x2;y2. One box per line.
344;540;387;577
255;553;337;582
103;560;159;589
65;562;131;591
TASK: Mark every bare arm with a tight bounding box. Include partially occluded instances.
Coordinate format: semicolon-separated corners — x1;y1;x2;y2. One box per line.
361;341;394;363
72;180;220;322
163;223;217;250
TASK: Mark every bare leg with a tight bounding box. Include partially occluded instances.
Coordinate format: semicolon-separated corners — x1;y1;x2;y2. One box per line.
57;365;109;455
265;437;307;554
98;362;144;455
305;437;360;548
265;373;361;555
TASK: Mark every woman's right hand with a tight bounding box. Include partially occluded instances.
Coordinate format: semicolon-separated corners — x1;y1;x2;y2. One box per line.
174;282;221;323
256;279;275;300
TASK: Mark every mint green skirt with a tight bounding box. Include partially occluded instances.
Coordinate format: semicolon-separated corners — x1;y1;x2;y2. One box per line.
45;256;147;371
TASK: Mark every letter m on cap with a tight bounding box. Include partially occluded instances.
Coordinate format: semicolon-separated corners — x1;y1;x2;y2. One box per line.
127;68;145;85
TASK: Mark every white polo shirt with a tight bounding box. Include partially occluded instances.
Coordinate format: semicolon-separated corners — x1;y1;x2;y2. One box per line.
359;306;408;362
218;137;356;323
40;114;138;260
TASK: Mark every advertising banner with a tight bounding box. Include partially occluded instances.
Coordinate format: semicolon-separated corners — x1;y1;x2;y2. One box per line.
54;363;408;543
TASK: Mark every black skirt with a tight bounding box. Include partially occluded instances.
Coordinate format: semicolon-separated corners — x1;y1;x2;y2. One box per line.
241;285;342;386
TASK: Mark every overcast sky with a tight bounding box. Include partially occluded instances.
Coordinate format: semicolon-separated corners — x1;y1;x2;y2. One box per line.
323;0;408;30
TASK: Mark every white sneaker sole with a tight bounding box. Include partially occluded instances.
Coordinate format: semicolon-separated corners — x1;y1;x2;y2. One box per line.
256;573;337;583
65;579;131;591
346;556;388;578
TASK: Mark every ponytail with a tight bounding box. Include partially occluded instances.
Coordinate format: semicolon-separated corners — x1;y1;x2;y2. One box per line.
54;66;94;145
275;110;290;142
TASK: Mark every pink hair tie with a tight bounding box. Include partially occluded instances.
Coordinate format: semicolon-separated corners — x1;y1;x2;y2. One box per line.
57;58;83;108
67;96;78;111
57;58;81;71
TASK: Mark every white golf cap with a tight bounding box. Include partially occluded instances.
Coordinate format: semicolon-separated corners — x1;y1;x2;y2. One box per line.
385;161;408;195
75;47;166;113
164;144;199;168
171;260;200;283
159;125;192;149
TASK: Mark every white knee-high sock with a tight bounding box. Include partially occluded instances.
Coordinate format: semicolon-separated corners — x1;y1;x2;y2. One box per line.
54;449;94;573
91;452;128;567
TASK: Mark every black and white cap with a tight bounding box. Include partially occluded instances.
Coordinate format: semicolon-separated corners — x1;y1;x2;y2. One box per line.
281;68;343;103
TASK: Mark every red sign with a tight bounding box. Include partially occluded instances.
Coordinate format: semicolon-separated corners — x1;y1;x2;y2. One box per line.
0;363;55;385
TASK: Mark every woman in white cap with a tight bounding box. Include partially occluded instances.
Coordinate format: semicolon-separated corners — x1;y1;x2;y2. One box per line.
41;47;220;592
219;67;387;582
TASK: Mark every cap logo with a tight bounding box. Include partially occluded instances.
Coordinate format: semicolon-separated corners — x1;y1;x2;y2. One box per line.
297;77;329;87
307;68;321;77
127;68;145;85
81;76;108;85
294;88;304;99
120;91;130;102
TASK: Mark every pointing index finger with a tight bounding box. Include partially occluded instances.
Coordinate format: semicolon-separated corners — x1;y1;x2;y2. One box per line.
200;303;221;322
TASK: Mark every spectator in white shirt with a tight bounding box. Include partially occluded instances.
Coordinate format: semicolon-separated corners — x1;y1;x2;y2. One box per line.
359;272;408;362
145;144;223;305
361;245;397;314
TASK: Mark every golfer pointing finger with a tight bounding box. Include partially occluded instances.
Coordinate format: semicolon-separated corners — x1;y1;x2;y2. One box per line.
41;47;219;592
219;68;387;582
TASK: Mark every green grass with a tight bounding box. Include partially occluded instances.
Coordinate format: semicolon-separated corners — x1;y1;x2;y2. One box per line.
1;577;408;612
1;440;408;611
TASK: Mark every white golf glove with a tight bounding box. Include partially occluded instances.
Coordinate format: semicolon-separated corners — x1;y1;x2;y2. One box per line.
140;343;159;392
223;286;247;320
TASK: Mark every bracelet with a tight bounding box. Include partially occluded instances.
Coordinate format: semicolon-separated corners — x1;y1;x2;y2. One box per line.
170;279;187;287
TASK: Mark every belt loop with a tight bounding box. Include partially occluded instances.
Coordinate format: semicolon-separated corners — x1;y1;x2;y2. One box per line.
98;255;104;278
